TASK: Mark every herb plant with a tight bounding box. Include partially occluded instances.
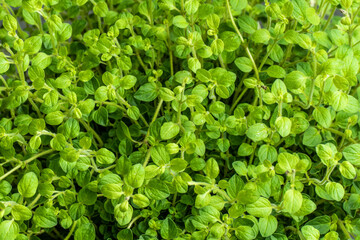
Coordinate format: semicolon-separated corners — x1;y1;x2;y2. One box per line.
1;0;360;239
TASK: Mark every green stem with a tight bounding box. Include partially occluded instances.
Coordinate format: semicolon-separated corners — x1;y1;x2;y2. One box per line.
230;88;248;113
166;22;174;76
225;0;260;87
0;149;55;182
142;147;152;167
24;149;55;164
172;192;177;206
79;119;104;147
258;39;278;71
64;221;77;240
0;75;9;88
127;215;142;229
144;99;163;142
177;81;186;125
28;98;42;118
0;164;22;182
116;93;149;127
325;128;357;144
323;6;336;31
338;220;353;240
28;193;41;209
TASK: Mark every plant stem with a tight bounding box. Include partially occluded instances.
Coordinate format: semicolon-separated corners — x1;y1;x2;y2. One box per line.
28;193;41;209
230;88;248;113
0;164;21;182
258;39;278;71
64;221;77;240
142;147;152;167
325;128;357;144
338;220;353;240
143;99;163;142
79;119;104;147
225;0;260;94
323;6;336;31
0;149;55;182
127;215;142;229
24;149;55;164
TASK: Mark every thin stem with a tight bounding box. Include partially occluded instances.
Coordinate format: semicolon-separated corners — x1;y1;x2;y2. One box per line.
116;93;149;127
325;128;357;144
28;193;41;209
172;192;177;206
64;221;77;240
0;75;9;88
28;98;42;118
338;220;353;240
225;0;260;82
127;215;142;229
0;164;22;182
24;149;55;164
0;149;55;182
323;6;336;31
142;147;152;167
166;21;174;76
230;88;248;113
177;82;186;124
79;119;104;147
143;99;163;144
135;49;148;72
258;39;278;71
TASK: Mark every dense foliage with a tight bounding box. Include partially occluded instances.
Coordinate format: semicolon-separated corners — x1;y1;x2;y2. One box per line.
1;0;360;239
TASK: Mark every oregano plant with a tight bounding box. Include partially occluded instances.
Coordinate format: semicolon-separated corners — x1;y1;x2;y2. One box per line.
0;0;360;239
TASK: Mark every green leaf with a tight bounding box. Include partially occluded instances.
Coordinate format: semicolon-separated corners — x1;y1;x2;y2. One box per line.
282;189;303;214
246;123;268;142
305;7;320;25
301;225;320;240
252;29;270;43
96;148;116;165
173;15;188;28
246;197;272;218
93;1;108;17
237;16;257;34
259;215;278;237
134;83;158;102
325;182;344;201
230;0;247;12
33;207;58;228
266;65;286;78
92;107;108;126
0;57;10;74
0;220;19;240
45;111;64;125
120;75;137;89
125;164;145;188
114;203;133;225
145;179;170;200
277;152;299;172
234;57;253;73
275;116;292;137
339;161;356;179
160;218;178;239
284;71;306;90
74;223;96;240
18;172;38;198
151;145;170;166
11;205;32;221
204;158;219;179
313;107;332;128
160;122;180;140
343;144;360;165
